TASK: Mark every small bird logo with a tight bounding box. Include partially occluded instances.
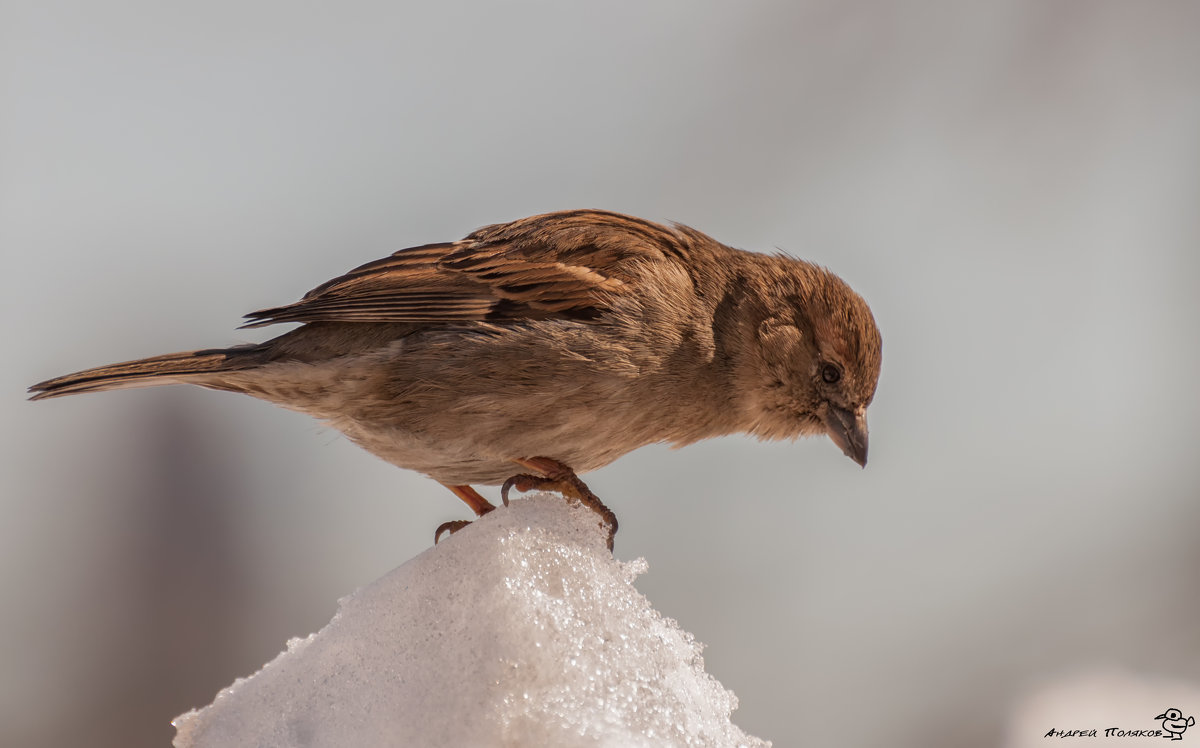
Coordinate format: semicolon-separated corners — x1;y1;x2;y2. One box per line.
1157;708;1195;740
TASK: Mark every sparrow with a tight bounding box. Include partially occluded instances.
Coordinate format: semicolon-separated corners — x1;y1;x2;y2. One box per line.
29;210;882;549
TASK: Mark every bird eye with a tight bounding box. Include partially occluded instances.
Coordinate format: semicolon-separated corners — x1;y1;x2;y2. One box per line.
821;363;842;384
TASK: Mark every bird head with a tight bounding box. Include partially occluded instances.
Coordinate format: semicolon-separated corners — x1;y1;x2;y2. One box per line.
1157;709;1184;721
736;258;882;466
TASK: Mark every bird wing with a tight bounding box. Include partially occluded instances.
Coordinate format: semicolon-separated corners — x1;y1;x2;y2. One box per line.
241;210;693;328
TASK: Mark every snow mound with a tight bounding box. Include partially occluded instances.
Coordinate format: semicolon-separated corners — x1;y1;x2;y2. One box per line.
173;493;768;747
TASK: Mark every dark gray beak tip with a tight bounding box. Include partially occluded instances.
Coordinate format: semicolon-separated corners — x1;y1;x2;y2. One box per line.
844;440;868;468
824;405;869;469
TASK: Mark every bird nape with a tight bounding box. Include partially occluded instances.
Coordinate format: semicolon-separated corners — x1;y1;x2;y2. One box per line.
29;209;882;551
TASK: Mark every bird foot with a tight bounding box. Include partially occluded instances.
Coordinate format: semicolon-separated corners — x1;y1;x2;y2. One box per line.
501;456;618;551
433;519;474;544
433;483;498;544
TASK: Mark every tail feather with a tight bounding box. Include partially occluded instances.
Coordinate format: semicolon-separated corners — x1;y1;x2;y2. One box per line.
28;345;267;401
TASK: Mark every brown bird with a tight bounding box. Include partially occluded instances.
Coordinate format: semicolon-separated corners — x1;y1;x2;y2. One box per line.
29;210;882;549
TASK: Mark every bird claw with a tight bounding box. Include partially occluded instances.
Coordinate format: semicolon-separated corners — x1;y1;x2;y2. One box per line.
433;519;473;544
441;458;620;551
501;474;543;507
502;457;618;551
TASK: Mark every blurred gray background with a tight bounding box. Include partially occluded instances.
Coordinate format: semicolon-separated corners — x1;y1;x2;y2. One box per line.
3;1;1198;746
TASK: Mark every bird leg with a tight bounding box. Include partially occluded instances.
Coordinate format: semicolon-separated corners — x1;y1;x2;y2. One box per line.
501;456;618;551
433;484;496;544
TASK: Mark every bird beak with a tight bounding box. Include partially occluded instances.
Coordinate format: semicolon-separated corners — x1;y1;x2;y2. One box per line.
1156;713;1168;720
823;404;869;467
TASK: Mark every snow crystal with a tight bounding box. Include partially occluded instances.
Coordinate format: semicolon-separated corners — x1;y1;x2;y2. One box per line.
173;493;769;747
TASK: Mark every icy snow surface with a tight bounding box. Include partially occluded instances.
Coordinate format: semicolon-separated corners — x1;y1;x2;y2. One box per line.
173;493;769;747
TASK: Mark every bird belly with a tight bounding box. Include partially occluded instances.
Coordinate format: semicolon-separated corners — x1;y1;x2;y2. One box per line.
222;318;714;485
328;392;655;485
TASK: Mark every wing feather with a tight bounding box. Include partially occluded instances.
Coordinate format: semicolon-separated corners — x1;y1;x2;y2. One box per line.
241;210;694;328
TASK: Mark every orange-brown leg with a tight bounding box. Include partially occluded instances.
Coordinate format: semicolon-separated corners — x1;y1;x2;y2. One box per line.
501;456;618;551
434;484;497;544
444;484;496;516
